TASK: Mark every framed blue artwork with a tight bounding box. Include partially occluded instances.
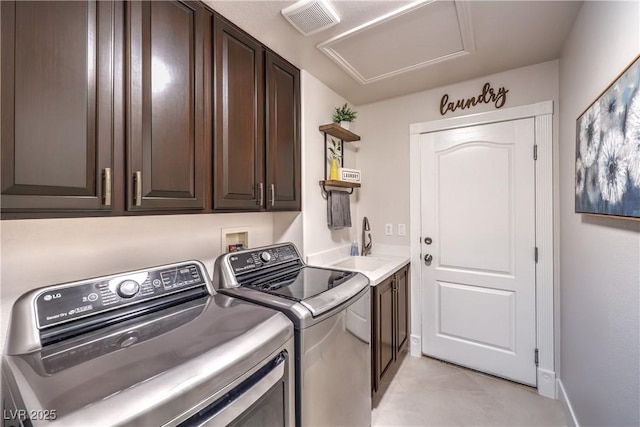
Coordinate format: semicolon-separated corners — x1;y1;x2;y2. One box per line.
576;55;640;219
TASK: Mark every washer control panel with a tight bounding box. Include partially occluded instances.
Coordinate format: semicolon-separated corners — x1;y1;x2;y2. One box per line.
35;262;206;329
228;244;300;275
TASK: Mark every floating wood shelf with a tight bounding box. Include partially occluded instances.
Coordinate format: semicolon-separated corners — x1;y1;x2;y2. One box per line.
319;180;361;189
318;123;361;142
319;125;362;197
319;180;360;195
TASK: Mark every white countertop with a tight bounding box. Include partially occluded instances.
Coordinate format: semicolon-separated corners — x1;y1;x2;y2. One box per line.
318;254;410;286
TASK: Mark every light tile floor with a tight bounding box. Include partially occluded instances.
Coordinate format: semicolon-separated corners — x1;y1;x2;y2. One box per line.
372;355;567;426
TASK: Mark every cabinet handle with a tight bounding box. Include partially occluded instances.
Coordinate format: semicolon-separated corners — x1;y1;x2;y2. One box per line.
103;168;111;206
270;184;275;207
135;171;142;207
258;183;264;206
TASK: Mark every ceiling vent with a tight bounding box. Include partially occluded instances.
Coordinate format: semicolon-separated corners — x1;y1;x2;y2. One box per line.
282;0;340;36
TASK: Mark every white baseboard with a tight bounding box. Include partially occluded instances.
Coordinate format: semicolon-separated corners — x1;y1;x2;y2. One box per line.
557;379;579;427
410;334;421;357
537;368;556;398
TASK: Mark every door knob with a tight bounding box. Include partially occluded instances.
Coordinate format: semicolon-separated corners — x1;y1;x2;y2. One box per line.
424;254;433;265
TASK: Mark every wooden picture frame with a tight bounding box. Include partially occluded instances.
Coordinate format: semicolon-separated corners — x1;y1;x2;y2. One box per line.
575;54;640;220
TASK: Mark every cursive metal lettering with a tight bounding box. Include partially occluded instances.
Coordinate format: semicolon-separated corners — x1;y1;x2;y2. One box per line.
439;82;509;115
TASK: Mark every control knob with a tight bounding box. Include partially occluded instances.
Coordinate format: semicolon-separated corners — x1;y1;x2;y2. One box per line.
117;280;140;298
259;251;272;263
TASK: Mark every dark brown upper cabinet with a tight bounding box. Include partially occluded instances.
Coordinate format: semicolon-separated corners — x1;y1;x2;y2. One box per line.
1;1;114;216
265;51;301;211
126;0;207;212
2;1;299;218
212;16;265;211
212;16;301;212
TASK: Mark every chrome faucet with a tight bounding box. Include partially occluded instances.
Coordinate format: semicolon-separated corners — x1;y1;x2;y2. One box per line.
361;216;372;256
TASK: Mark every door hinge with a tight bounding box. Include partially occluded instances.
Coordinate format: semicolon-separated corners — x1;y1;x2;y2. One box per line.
534;348;539;366
535;247;539;263
533;144;538;160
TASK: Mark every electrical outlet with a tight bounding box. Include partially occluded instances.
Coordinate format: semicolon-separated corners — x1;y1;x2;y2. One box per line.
398;224;406;236
385;223;393;236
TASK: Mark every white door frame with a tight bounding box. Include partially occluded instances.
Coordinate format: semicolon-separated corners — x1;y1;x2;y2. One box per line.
409;101;555;398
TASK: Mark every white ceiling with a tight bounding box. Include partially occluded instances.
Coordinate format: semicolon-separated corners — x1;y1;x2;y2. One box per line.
205;0;583;105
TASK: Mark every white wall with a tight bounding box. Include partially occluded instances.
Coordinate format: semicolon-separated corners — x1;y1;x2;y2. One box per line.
301;70;358;258
558;2;640;426
355;60;559;248
355;60;561;356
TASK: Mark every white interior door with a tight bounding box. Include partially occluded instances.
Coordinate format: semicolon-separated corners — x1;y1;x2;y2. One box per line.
420;118;537;386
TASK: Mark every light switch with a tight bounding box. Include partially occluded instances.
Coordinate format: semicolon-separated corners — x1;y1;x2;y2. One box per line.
385;223;393;236
398;224;406;236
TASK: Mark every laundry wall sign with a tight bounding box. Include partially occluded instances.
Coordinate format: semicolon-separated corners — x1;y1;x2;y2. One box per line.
439;83;509;116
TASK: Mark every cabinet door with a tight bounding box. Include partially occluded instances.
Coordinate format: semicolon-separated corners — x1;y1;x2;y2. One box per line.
1;1;114;215
395;266;410;353
376;276;395;384
265;51;301;211
127;0;206;211
212;16;264;211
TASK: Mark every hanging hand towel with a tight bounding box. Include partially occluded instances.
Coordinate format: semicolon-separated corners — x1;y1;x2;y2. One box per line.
327;190;352;229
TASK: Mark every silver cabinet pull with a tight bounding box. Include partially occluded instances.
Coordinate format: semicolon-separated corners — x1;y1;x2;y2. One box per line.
103;168;111;206
258;183;264;206
135;171;142;207
270;184;275;207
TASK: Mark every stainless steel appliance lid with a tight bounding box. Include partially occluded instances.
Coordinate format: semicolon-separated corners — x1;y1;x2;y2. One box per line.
241;266;357;301
213;243;370;318
4;293;293;425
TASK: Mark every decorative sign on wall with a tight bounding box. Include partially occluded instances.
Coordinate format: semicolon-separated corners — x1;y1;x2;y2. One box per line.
575;54;640;220
439;83;509;116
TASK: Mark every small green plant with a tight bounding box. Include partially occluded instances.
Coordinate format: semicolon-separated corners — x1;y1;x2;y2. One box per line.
328;138;342;161
332;103;357;123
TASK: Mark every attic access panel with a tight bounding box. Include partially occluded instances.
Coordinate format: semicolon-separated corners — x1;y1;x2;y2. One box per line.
317;0;475;84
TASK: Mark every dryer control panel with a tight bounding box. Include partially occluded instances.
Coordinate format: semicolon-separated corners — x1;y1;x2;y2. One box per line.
228;244;301;275
35;261;208;329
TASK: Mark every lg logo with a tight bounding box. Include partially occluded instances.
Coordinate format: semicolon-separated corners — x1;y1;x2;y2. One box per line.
43;293;61;302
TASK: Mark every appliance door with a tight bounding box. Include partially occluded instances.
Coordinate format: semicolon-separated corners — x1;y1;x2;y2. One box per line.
300;287;371;426
178;349;292;427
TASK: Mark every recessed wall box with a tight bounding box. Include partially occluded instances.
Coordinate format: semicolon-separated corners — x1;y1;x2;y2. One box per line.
221;228;249;253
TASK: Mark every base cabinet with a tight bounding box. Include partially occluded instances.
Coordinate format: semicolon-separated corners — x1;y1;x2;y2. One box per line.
371;264;410;396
